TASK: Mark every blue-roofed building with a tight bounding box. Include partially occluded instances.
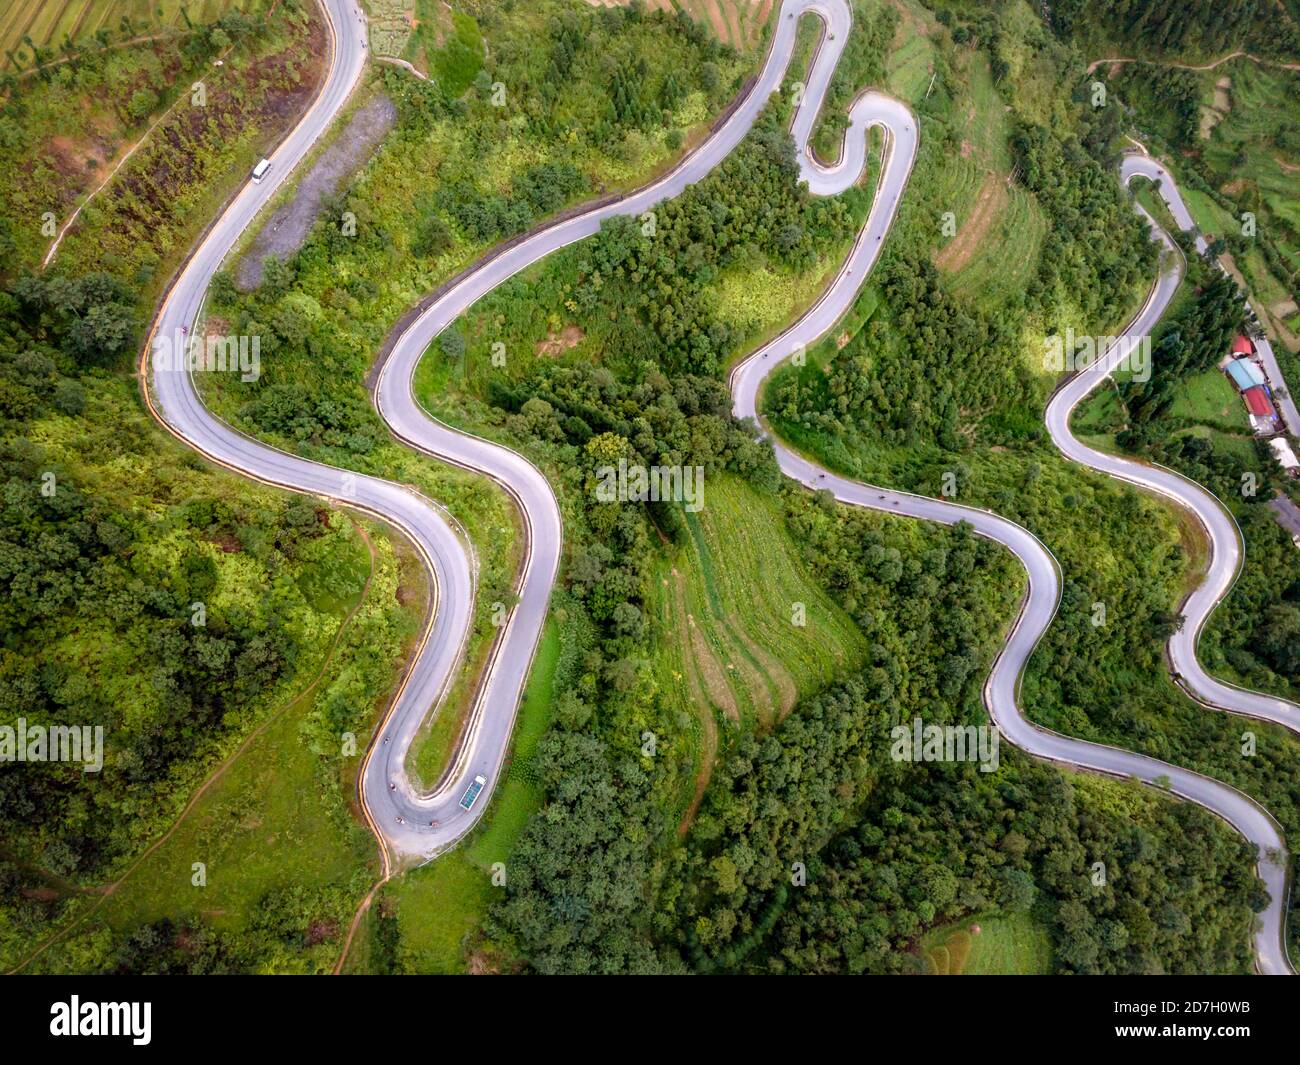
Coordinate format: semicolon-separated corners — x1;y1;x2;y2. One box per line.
1227;357;1266;391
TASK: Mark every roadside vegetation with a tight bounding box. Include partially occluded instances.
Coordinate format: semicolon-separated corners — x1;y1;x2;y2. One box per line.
370;616;560;974
199;0;749;773
1074;162;1300;813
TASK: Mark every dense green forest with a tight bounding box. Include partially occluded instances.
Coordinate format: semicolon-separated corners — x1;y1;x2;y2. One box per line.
1049;0;1300;59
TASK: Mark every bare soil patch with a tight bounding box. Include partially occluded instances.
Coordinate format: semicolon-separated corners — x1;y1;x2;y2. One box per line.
1199;77;1231;138
535;324;585;357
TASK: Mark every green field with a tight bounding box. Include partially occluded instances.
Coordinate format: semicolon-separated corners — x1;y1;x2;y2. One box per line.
1168;368;1251;433
404;482;521;793
1072;328;1256;442
1;0;255;69
1175;423;1262;467
1199;63;1300;258
714;255;843;354
1180;185;1237;241
920;912;1052;975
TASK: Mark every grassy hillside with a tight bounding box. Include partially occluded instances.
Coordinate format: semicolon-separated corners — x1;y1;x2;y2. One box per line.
10;516;421;975
926;51;1047;310
0;0;324;283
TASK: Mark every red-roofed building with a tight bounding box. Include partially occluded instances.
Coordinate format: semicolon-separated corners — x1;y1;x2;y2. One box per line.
1244;385;1275;417
1233;335;1255;356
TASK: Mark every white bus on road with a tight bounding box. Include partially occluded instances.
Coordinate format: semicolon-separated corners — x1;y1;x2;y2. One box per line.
459;775;487;811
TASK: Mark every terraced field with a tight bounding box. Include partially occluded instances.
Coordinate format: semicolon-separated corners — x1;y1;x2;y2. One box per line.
583;0;776;52
648;474;868;825
930;52;1047;312
1177;59;1300;347
932;159;1046;310
1200;62;1300;255
1;0;252;69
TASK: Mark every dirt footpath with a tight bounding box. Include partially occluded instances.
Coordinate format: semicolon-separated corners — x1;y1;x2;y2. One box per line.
236;94;398;289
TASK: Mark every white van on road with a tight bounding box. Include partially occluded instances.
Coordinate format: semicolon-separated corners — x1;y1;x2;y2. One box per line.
251;158;271;184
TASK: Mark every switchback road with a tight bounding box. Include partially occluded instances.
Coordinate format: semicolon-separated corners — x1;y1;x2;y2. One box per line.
143;0;1293;971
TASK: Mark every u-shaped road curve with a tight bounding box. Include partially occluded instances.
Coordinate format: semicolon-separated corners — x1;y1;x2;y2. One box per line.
143;0;1293;970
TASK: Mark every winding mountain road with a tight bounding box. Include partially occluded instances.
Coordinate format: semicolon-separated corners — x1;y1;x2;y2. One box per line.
1049;155;1300;730
142;0;1293;970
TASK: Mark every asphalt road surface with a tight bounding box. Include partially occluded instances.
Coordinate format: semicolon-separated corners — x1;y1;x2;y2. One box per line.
143;0;1293;971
